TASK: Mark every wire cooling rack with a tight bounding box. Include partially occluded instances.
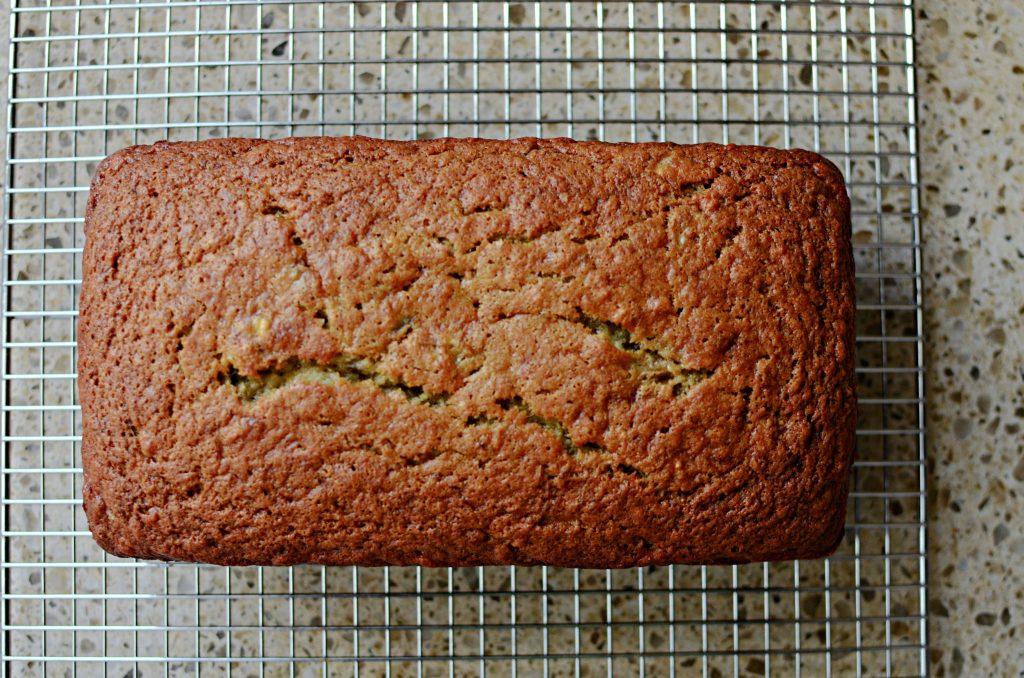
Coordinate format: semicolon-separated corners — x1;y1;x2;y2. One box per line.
2;1;927;676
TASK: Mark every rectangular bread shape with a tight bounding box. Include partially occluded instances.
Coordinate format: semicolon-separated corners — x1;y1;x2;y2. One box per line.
79;137;855;567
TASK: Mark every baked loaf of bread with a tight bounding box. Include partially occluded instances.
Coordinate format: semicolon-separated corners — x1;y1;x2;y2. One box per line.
79;137;855;567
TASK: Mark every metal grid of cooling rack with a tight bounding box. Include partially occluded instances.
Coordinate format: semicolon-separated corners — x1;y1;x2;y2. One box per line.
2;1;927;676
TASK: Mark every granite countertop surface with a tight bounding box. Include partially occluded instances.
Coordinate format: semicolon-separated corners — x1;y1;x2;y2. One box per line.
1;0;1021;675
915;1;1023;675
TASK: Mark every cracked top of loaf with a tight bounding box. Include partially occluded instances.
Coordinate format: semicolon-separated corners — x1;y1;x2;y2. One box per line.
79;136;855;567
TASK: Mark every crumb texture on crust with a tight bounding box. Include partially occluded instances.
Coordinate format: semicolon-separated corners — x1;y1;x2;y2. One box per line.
78;137;855;567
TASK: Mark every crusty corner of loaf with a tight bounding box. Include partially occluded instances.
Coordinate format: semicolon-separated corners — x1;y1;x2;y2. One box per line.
82;472;179;562
80;478;138;560
814;516;849;559
85;144;154;238
792;477;852;561
89;138;239;188
797;514;848;561
784;147;851;213
810;154;851;220
90;143;153;185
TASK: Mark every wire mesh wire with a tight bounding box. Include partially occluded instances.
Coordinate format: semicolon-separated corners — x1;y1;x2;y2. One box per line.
2;1;927;675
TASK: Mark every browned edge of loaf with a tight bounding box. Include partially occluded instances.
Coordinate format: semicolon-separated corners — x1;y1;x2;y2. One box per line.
78;136;855;568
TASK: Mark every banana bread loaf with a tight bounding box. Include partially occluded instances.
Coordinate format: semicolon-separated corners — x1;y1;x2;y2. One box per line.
79;136;855;567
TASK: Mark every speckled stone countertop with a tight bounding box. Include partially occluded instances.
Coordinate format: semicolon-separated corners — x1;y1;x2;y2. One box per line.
915;1;1024;675
1;1;1021;675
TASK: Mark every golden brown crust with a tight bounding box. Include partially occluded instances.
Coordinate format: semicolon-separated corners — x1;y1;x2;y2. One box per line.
79;137;855;567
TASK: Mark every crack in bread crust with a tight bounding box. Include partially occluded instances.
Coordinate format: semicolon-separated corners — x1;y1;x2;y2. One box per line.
221;310;713;460
220;356;449;405
223;310;710;402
